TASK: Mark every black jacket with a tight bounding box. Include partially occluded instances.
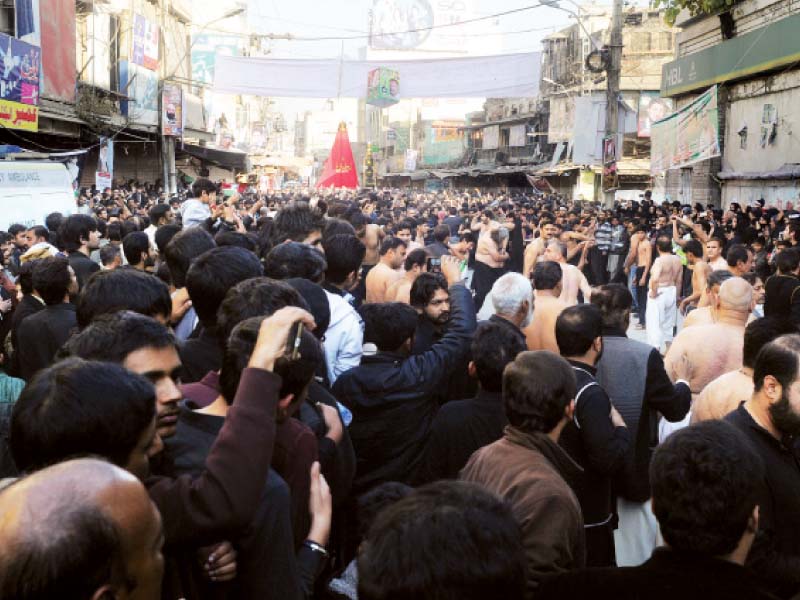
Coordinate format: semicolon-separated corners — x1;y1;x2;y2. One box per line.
538;547;779;600
415;389;506;484
559;361;630;567
67;250;100;291
727;404;800;598
7;294;45;378
16;303;77;381
332;283;476;494
764;274;800;325
178;327;223;384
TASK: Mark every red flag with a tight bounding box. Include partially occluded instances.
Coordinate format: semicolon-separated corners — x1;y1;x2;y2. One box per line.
316;122;359;189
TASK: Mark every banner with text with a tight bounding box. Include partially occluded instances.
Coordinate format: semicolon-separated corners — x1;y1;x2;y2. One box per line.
0;32;40;131
651;86;720;174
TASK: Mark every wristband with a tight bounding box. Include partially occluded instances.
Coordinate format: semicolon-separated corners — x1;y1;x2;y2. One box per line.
303;540;329;559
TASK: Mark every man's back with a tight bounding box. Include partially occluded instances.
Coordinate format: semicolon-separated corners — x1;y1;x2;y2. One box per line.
524;295;567;352
17;304;77;380
692;369;753;423
461;430;585;592
538;547;778;600
764;273;800;322
365;262;398;304
664;322;744;397
415;390;506;484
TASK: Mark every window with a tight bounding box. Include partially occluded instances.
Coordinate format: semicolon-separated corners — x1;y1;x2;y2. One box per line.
0;0;13;37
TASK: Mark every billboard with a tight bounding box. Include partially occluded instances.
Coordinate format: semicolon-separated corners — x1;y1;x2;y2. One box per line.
96;135;114;190
120;61;159;126
651;86;721;173
162;83;183;136
0;33;40;131
638;93;673;138
39;0;75;101
191;34;240;85
132;14;159;71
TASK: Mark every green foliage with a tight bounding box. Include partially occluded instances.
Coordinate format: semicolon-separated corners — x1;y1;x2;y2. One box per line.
652;0;738;25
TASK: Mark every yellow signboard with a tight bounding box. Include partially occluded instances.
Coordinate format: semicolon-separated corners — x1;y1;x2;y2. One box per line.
0;99;39;132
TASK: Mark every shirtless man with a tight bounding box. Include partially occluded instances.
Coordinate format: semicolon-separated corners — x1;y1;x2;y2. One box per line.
664;277;753;400
385;248;427;304
631;226;652;327
543;239;591;305
359;220;384;268
646;235;683;352
523;261;567;353
365;237;407;304
682;269;734;328
523;220;559;279
692;317;794;423
678;239;710;315
705;237;728;271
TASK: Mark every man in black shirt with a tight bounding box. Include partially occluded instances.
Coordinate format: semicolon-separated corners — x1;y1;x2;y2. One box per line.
556;304;630;567
539;420;776;600
58;214;101;291
16;257;78;381
415;321;526;484
726;334;800;598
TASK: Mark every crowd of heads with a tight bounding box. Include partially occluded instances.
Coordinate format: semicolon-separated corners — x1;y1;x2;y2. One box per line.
0;181;800;599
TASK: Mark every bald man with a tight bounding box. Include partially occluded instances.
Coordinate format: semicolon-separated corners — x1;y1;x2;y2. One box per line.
664;277;753;400
692;317;796;424
0;458;163;600
543;239;592;306
524;261;568;353
682;269;734;328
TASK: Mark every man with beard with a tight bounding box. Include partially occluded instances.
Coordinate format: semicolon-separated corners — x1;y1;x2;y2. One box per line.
365;237;406;304
410;272;451;354
523;218;559;279
726;334;800;598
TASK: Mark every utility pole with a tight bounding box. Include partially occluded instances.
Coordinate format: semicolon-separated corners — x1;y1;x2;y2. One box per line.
602;0;623;208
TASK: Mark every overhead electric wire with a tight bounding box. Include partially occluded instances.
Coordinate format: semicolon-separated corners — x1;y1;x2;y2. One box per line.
220;3;551;42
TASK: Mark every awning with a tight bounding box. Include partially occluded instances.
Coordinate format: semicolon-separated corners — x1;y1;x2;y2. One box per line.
591;158;652;177
178;143;249;171
718;163;800;181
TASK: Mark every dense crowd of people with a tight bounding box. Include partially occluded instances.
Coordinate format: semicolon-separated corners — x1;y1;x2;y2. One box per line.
1;180;800;599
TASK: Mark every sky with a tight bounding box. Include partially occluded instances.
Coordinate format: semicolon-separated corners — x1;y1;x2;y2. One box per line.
202;0;621;60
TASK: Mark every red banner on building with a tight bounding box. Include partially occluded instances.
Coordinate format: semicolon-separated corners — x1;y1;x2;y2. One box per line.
39;0;76;102
316;122;359;189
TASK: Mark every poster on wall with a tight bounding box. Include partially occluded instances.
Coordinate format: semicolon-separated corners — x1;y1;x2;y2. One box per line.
638;93;673;138
404;148;418;172
120;61;159;126
39;0;76;101
162;83;183;136
651;86;720;173
95;136;113;190
15;0;41;46
132;14;159;71
602;135;618;192
0;32;40;131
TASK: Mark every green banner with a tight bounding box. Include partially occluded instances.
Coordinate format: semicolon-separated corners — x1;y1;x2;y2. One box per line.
661;12;800;97
651;86;721;173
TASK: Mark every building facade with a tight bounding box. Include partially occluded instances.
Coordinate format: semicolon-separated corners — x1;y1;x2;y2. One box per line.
659;0;800;208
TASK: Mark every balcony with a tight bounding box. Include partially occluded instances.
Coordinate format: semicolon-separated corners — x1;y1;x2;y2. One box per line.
472;144;543;166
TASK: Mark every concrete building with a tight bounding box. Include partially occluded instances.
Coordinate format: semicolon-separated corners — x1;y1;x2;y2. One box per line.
660;0;800;208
